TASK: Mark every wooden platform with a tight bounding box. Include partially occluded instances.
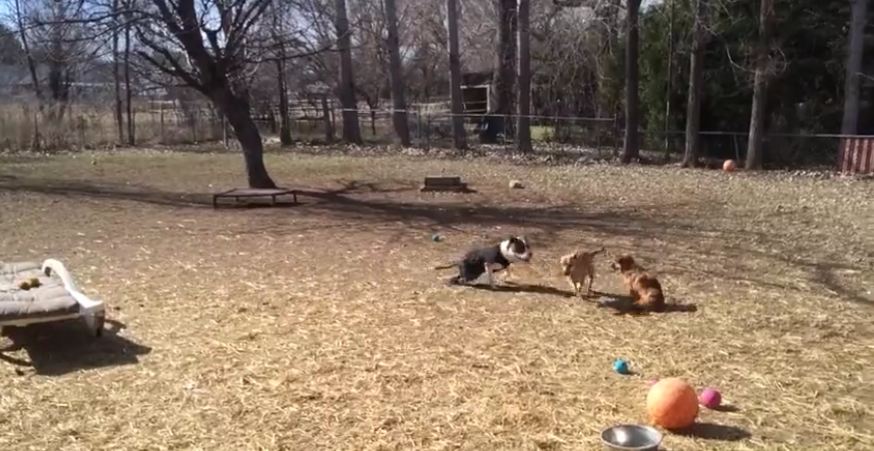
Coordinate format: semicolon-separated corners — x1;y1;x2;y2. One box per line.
420;176;474;193
212;188;298;208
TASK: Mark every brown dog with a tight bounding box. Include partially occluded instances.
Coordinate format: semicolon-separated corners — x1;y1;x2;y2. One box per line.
610;255;666;312
560;247;605;297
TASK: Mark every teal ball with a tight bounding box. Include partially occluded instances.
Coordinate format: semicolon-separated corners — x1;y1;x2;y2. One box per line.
613;359;630;375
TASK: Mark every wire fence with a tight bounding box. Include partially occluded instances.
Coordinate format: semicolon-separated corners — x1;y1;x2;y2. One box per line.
0;100;227;151
654;130;844;168
288;107;846;169
0;98;856;170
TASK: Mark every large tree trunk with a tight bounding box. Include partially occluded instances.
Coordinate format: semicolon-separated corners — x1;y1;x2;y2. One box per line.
483;0;517;144
334;0;362;144
682;0;708;167
124;21;135;146
447;0;467;150
745;0;774;170
215;91;277;188
383;0;411;146
112;0;124;145
516;0;532;152
621;0;642;163
842;0;869;135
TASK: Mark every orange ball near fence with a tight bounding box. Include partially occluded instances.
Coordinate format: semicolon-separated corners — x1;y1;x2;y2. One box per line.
723;159;738;172
646;377;699;430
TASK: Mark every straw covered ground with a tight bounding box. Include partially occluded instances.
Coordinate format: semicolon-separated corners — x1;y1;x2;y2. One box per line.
0;147;872;450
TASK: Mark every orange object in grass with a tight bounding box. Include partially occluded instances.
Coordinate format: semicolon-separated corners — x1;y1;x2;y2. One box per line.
646;377;699;430
723;159;737;172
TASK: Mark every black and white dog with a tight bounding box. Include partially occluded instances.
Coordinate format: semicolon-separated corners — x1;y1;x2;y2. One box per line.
436;236;532;286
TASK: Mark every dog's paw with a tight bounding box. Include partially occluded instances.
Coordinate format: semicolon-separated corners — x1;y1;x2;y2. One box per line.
446;276;464;286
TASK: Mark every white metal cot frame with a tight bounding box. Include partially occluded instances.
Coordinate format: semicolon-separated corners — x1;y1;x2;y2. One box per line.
0;259;105;336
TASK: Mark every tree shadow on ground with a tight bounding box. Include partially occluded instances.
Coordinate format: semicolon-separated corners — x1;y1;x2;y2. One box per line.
0;176;678;243
0;177;211;208
4;177;869;309
0;319;151;376
295;185;672;245
663;248;873;308
810;261;873;306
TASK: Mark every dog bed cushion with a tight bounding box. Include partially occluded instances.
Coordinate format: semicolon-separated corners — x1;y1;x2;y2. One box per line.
0;262;79;320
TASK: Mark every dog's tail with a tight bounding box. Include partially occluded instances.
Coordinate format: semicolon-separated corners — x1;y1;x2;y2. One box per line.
433;262;457;270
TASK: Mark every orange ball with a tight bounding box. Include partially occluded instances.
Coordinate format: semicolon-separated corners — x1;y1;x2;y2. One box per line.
646;377;699;430
723;159;737;172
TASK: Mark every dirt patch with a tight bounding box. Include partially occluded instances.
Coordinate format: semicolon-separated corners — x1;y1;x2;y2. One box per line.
0;149;872;449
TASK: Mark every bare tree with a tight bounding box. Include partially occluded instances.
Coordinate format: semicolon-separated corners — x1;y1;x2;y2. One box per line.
15;0;94;123
290;0;343;142
269;1;292;146
404;0;451;102
275;47;292;146
621;0;641;163
322;95;335;142
124;5;134;146
383;0;411;146
13;0;42;106
682;0;708;167
841;0;868;135
663;0;675;157
494;0;517;118
0;22;24;63
344;0;385;137
481;0;517;143
447;0;467;150
112;0;124;144
334;0;362;144
745;0;774;170
516;0;531;152
133;0;277;188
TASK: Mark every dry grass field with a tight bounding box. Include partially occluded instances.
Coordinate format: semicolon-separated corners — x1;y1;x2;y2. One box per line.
0;147;872;450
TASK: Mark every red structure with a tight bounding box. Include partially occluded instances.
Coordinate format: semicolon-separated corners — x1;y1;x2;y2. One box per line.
840;138;874;174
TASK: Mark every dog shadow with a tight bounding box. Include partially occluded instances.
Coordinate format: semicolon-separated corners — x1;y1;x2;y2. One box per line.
595;292;698;315
711;404;741;413
674;422;752;441
470;282;576;298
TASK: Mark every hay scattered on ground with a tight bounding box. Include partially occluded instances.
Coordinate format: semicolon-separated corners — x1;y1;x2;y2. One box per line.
0;148;872;450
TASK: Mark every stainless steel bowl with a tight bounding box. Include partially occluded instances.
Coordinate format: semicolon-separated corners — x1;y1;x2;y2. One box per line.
601;424;663;451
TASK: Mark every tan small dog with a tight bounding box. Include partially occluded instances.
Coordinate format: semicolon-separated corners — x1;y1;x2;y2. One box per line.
559;247;605;297
610;255;666;312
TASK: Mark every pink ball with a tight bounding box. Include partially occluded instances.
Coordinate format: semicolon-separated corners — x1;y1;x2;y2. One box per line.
699;388;722;409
